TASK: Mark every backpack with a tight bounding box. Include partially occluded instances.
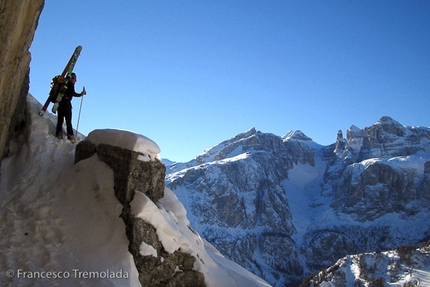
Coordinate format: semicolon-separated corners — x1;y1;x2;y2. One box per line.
48;75;66;103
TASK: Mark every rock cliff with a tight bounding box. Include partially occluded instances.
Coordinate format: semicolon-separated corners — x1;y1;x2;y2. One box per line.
329;116;430;221
0;0;44;159
75;135;205;287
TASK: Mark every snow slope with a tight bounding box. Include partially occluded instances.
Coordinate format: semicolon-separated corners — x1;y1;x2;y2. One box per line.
0;95;270;287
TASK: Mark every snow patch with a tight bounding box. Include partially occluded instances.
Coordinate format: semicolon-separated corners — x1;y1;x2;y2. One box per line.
139;241;157;257
130;190;183;254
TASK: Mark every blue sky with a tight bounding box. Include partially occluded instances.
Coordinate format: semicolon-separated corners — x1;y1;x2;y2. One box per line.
29;1;430;162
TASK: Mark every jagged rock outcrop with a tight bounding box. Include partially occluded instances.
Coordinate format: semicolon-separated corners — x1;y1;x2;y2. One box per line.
75;138;205;287
75;140;165;203
0;0;44;159
302;244;430;286
327;116;430;221
340;116;429;161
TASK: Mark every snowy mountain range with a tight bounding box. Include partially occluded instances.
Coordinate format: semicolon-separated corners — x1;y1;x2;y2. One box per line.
165;116;430;286
0;95;270;287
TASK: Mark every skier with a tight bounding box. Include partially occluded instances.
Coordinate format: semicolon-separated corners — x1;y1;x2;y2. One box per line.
55;73;86;142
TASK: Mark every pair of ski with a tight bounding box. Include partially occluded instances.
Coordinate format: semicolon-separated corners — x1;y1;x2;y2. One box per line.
38;46;82;116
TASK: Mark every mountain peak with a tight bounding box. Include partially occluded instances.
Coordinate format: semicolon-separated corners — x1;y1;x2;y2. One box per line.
196;129;253;164
241;127;258;137
372;116;406;136
282;130;312;142
333;116;428;161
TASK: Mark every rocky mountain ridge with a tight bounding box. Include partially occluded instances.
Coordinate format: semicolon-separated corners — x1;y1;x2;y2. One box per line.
302;243;430;286
165;116;430;287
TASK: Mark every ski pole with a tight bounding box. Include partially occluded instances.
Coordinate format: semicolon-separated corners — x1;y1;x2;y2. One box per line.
75;86;85;138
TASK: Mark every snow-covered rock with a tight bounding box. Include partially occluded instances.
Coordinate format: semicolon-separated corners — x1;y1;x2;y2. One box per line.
282;130;313;142
86;129;161;162
75;136;166;204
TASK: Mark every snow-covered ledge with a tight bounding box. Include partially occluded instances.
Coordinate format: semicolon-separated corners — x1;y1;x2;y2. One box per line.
86;129;161;162
75;129;165;204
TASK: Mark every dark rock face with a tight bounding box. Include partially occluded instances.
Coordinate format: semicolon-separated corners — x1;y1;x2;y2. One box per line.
123;215;204;287
3;73;31;158
418;161;430;204
331;161;411;221
75;140;205;287
75;141;165;203
0;0;44;159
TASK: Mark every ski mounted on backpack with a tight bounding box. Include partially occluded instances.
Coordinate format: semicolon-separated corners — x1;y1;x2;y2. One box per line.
38;46;83;116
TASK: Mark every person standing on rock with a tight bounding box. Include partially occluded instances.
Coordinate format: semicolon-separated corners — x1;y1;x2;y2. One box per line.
55;73;86;143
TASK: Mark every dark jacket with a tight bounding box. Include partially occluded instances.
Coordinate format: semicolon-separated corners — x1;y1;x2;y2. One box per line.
63;81;82;101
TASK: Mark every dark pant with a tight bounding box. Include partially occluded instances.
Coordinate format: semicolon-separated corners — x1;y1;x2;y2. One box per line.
56;100;73;136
